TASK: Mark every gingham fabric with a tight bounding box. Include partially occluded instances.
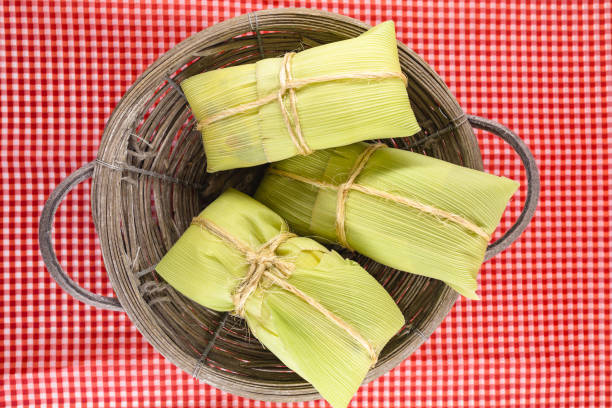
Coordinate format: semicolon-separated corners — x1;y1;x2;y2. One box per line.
2;1;610;407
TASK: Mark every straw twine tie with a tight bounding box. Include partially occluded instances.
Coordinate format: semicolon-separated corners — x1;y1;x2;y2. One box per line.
233;232;296;316
190;217;379;365
335;143;385;250
197;52;408;156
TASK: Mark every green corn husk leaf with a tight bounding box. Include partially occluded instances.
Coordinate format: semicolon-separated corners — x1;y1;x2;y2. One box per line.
181;21;420;172
255;143;520;299
156;189;404;408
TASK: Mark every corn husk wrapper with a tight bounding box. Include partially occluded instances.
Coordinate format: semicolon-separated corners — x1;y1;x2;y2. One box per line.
181;21;420;172
156;189;404;408
255;143;519;299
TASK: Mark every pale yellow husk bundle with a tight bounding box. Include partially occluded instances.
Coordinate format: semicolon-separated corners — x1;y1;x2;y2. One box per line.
156;189;404;408
255;142;520;299
181;21;420;172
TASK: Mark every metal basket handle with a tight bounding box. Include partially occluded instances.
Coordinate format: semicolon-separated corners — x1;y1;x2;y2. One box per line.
38;161;123;311
467;115;540;261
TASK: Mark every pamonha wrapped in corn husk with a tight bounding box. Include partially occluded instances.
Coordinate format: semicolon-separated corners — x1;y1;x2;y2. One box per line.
156;189;404;408
181;21;420;172
255;142;519;299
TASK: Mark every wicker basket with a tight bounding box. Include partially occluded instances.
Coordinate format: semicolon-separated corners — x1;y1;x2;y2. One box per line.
39;8;539;403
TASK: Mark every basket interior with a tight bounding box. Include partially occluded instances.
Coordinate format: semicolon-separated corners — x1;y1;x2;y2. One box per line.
92;10;481;402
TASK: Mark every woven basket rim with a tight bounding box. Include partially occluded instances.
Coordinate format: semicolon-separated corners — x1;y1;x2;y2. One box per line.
90;8;481;403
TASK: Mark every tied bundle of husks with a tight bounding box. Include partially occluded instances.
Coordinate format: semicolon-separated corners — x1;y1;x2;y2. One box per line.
255;143;520;299
181;21;420;172
156;189;404;408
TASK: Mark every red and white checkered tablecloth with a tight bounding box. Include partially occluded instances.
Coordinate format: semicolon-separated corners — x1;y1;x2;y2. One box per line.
2;1;610;407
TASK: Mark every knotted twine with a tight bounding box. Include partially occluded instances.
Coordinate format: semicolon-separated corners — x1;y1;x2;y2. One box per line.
268;143;492;251
190;217;379;365
197;52;408;156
